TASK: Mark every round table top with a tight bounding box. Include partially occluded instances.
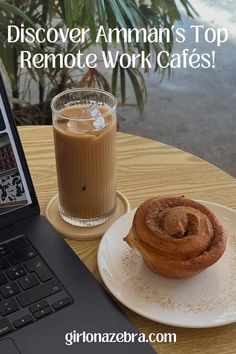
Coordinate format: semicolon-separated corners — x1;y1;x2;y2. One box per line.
18;125;236;354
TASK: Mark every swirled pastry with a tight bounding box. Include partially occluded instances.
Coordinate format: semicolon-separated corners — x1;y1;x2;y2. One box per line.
124;196;226;278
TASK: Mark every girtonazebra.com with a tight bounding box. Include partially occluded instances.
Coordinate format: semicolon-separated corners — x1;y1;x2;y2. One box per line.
65;330;177;346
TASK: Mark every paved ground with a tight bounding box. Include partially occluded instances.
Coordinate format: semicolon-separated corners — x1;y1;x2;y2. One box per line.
118;0;236;177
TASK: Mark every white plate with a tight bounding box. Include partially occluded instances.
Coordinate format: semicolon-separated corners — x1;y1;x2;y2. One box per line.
97;200;236;328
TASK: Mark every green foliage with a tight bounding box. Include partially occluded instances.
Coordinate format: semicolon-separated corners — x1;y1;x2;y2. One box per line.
0;0;196;124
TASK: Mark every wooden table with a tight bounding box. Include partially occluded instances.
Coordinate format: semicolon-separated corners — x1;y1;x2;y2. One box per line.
18;126;236;354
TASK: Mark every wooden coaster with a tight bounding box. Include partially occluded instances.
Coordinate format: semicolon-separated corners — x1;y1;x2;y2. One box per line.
45;191;130;241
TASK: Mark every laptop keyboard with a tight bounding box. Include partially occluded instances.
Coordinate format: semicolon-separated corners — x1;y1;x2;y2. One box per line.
0;235;73;336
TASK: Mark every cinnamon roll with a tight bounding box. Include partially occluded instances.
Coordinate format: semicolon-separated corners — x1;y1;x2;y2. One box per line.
124;196;226;278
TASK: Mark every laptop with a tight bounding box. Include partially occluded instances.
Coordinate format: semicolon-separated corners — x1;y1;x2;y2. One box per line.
0;73;155;354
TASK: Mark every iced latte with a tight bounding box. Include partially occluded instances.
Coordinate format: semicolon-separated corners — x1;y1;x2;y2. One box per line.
51;89;117;227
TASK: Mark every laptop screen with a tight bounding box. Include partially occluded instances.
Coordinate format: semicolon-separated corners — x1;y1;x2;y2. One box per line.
0;95;32;215
0;73;39;229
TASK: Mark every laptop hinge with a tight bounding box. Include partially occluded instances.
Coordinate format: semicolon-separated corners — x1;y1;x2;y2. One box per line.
0;206;40;231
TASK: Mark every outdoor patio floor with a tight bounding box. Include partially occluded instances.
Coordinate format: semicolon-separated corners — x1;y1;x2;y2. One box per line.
118;0;236;177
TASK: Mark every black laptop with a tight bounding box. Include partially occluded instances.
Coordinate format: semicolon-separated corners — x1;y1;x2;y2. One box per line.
0;73;155;354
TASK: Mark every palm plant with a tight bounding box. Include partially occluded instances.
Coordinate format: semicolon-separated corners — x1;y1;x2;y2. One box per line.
0;0;196;124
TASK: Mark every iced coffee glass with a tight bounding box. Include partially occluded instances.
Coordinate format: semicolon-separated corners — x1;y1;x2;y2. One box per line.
51;88;117;227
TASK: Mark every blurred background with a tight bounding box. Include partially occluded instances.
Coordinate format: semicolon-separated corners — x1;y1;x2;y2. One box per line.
0;0;235;176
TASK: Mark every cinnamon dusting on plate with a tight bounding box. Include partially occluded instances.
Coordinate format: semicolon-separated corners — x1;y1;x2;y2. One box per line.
121;229;236;314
